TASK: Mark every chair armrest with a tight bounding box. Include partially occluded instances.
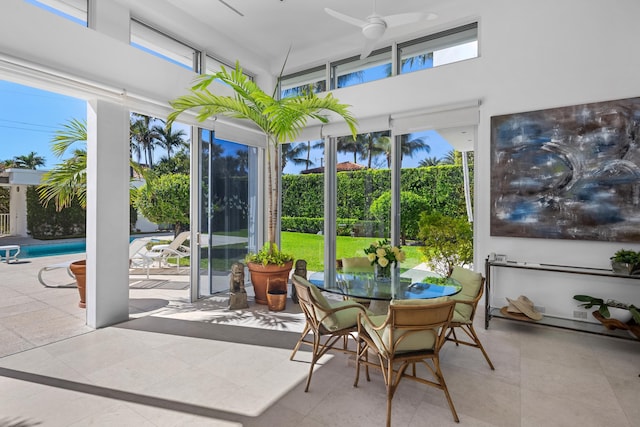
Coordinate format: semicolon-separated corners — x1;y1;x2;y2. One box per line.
147;244;169;253
315;300;369;331
357;310;389;332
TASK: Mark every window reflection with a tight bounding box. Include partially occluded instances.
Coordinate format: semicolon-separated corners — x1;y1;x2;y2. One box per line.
25;0;87;26
399;23;478;74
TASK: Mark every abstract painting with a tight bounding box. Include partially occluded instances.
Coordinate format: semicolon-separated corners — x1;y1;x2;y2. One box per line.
490;97;640;242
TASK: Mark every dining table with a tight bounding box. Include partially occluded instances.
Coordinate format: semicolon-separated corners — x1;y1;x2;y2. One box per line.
308;270;462;314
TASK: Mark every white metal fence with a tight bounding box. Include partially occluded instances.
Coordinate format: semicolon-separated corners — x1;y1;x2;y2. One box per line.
0;213;9;236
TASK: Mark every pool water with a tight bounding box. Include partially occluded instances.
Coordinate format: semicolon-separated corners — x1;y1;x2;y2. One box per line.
21;241;87;258
20;236;140;258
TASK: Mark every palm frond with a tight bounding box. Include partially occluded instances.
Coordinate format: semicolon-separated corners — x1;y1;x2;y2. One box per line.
51;118;87;158
38;149;87;210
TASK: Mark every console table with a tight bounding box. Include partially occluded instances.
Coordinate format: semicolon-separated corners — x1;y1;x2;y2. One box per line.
484;258;640;340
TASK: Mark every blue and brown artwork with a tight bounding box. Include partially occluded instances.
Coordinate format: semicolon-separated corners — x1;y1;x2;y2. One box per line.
490;96;640;242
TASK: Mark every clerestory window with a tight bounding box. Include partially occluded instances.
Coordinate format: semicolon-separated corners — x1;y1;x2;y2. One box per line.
130;19;200;71
399;22;478;74
25;0;87;26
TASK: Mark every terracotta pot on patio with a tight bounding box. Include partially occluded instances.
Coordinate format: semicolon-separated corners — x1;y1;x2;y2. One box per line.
69;260;86;308
246;261;293;305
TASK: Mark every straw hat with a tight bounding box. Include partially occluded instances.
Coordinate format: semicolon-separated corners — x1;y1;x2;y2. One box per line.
505;295;543;321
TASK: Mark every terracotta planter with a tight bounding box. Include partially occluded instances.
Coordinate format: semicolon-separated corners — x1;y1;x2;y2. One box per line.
247;261;293;305
69;260;86;308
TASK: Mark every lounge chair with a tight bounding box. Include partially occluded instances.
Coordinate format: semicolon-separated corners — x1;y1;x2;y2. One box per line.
146;231;190;273
0;244;21;263
38;262;76;288
129;238;156;278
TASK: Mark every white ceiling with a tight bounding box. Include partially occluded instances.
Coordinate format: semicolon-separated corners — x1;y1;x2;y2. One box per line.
118;0;476;75
115;0;477;149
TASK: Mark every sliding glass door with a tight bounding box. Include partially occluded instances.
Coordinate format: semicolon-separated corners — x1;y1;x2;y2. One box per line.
197;129;258;296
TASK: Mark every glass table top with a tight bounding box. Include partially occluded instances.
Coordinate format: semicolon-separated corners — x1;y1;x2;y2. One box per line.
308;271;462;301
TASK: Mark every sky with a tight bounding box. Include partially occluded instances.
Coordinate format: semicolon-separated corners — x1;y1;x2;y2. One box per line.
0;78;453;173
0;80;86;169
282;130;453;175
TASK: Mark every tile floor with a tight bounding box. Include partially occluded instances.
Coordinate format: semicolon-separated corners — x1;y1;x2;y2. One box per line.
1;253;639;426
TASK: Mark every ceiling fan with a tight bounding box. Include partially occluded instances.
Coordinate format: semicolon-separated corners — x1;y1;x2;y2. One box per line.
325;0;437;59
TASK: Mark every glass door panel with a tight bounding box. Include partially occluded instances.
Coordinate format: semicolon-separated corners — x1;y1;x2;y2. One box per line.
198;129;257;295
335;131;390;270
399;129;468;280
281;140;325;276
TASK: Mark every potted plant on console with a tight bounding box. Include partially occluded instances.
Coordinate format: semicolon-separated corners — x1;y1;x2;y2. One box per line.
167;61;357;304
610;249;640;275
573;294;640;339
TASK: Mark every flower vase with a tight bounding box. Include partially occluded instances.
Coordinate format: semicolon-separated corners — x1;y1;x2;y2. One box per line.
375;263;391;281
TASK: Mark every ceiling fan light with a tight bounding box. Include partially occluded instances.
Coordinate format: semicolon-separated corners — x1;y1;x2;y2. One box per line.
362;22;386;39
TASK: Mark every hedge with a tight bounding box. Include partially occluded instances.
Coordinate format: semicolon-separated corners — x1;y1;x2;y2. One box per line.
26;186;86;239
281;165;472;235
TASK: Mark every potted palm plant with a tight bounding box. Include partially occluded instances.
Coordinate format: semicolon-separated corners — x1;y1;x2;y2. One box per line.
167;61;357;304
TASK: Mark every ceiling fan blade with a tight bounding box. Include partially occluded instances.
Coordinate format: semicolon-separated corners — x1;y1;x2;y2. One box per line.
325;8;367;28
383;12;426;28
360;39;376;60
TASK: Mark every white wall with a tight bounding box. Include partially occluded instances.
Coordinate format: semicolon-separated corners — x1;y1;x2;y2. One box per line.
476;1;640;320
330;0;640;321
1;0;639;324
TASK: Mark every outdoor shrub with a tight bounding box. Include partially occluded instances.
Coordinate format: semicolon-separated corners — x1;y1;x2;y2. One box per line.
26;186;86;238
133;173;190;236
282;165;471;225
369;191;430;244
418;211;473;277
281;216;324;234
0;187;9;214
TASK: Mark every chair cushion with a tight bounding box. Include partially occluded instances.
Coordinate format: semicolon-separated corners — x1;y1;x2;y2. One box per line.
363;300;444;356
362;314;437;356
342;257;374;273
391;296;450;306
324;299;369;331
295;275;367;332
449;267;482;322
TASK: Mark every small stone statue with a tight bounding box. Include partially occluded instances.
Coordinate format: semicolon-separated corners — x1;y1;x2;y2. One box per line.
291;259;307;304
229;262;249;309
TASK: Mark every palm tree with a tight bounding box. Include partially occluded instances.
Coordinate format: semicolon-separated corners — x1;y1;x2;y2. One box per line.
400;134;430;163
13;151;45;169
419;156;441;167
0;159;17;171
167;61;357;255
337;135;365;163
304;139;324;171
152;123;187;160
354;131;388;168
38;118;145;210
369;133;431;168
281;82;326;99
38;118;88;209
440;149;458;165
282;142;311;171
130;113;160;167
236;149;248;174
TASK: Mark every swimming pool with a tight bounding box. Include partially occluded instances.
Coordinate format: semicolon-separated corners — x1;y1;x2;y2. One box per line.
21;241;87;258
21;236;142;258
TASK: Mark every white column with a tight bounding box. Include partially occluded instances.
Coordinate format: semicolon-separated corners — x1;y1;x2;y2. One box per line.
86;99;130;328
9;185;27;236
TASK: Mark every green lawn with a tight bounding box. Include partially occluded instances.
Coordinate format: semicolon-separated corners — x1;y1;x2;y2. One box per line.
176;231;425;273
282;231;424;272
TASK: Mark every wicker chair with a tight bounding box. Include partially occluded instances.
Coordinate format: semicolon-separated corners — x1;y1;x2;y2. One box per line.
290;274;370;392
445;266;495;370
355;297;458;426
